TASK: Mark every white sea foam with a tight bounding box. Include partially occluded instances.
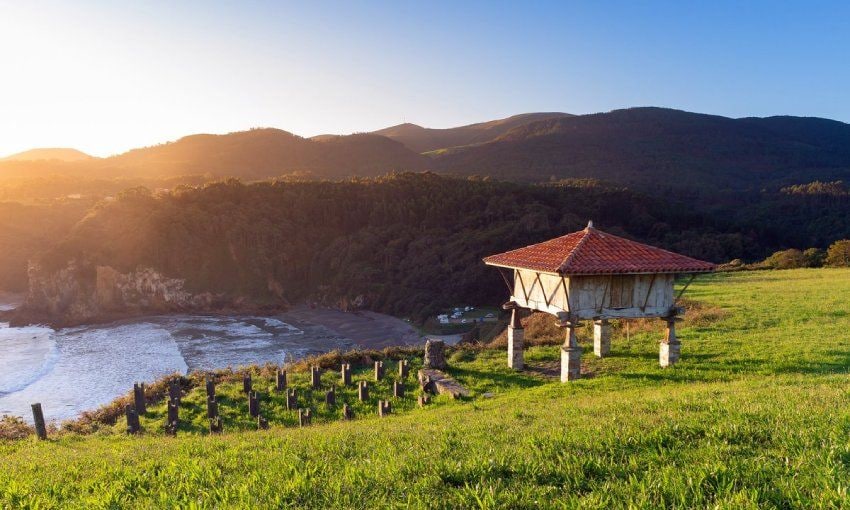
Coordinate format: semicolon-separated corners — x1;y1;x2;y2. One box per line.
0;315;317;422
0;322;188;422
0;325;56;394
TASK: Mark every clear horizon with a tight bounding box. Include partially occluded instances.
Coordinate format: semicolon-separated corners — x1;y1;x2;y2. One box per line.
2;0;848;157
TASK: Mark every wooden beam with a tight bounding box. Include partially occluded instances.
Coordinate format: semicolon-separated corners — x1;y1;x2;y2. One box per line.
533;272;551;307
641;273;658;312
497;268;514;295
516;271;530;304
675;274;697;303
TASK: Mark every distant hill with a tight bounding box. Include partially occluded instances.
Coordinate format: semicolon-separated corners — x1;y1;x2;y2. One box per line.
2;148;94;162
4;109;850;194
429;108;850;191
372;112;573;153
0;129;427;180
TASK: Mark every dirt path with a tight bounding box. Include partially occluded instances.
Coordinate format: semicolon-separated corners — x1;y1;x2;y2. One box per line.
278;306;424;350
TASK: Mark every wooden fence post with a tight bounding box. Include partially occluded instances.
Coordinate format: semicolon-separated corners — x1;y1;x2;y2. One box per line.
358;381;369;401
207;396;218;419
325;387;336;407
125;405;141;434
166;398;179;434
341;363;351;386
133;383;146;415
276;369;287;392
249;391;260;418
205;377;216;399
398;359;409;379
243;373;252;394
257;414;269;430
374;361;384;381
299;408;312;427
342;403;354;420
378;400;391;417
168;379;181;404
286;388;297;410
209;416;222;434
31;403;47;440
393;381;404;398
311;366;321;389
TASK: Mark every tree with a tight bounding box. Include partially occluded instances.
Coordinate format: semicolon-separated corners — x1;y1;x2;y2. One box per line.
826;240;850;267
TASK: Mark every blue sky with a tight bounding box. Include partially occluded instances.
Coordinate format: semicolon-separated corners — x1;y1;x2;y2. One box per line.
1;0;848;156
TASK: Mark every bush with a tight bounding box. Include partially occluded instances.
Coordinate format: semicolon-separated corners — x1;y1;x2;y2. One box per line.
763;249;807;269
803;248;825;268
826;240;850;267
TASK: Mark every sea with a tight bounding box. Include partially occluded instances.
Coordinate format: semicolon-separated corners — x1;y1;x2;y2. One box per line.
0;297;354;423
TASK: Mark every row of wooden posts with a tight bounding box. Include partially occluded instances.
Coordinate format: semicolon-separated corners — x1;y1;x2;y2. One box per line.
29;360;424;440
125;359;420;436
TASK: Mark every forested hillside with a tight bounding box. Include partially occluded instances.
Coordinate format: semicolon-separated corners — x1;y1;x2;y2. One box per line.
430;107;850;192
371;112;572;152
0;129;426;181
24;173;745;321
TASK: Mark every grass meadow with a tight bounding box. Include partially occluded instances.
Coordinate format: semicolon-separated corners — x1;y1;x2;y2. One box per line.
2;269;850;508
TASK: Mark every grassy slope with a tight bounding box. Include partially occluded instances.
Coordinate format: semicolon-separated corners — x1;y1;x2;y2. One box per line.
3;270;850;508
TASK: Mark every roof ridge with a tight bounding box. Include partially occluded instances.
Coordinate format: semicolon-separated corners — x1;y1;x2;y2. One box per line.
557;227;593;273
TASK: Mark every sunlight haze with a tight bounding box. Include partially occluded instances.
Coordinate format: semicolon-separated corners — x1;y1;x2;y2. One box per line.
1;0;848;157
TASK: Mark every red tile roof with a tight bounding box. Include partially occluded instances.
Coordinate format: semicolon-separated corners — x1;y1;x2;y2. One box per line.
483;223;715;275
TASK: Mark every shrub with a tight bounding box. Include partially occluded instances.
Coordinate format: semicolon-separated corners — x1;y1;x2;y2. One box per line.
826;240;850;267
803;248;825;268
763;249;806;269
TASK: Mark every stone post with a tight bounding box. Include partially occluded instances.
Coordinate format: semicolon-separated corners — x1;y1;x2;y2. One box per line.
248;391;259;417
276;370;287;392
393;381;404;398
325;387;336;407
660;317;681;367
378;400;391;417
209;416;223;434
374;361;384;381
342;403;354;420
424;340;447;369
560;319;582;382
341;363;351;386
398;360;409;379
358;381;369;401
593;319;611;358
257;415;269;430
242;373;252;394
133;383;146;415
507;307;525;370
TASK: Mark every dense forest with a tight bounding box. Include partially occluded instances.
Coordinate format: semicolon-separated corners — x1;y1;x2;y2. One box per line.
5;106;850;320
19;173;748;321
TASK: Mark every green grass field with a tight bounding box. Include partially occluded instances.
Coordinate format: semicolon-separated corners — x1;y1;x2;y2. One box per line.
3;269;850;508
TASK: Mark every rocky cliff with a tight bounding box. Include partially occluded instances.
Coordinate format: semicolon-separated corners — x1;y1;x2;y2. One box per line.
12;261;280;327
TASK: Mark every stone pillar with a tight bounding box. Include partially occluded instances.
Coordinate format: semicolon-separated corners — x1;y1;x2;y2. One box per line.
424;340;447;369
507;308;524;370
593;319;611;358
560;320;582;382
660;318;681;367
